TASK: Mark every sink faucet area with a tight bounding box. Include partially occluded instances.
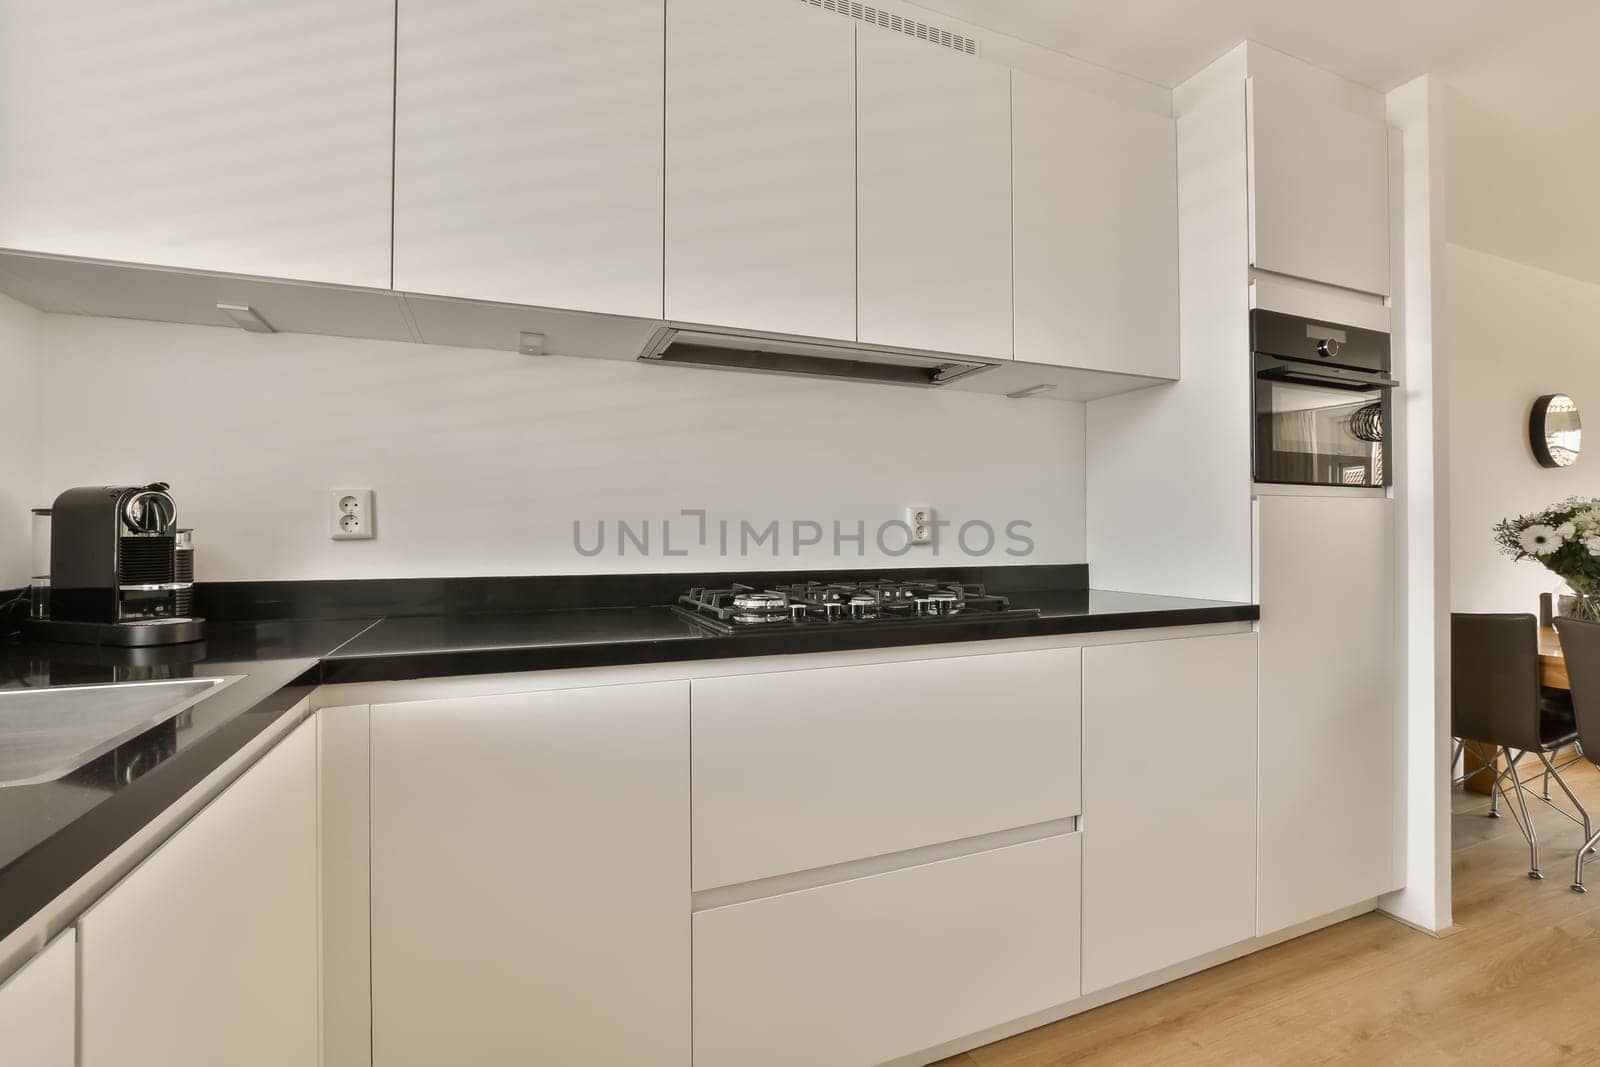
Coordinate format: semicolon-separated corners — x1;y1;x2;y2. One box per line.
0;677;240;788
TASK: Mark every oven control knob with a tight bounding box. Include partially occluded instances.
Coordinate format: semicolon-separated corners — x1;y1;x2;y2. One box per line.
1317;338;1342;359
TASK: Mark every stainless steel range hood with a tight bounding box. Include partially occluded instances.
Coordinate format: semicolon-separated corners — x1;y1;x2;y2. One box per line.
637;324;998;388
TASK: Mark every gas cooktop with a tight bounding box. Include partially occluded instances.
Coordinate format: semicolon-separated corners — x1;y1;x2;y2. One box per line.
673;579;1040;635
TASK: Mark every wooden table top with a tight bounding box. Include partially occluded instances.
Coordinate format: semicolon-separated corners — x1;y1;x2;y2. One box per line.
1541;625;1569;690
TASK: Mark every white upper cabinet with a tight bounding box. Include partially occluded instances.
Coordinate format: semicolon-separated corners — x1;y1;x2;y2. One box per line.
394;0;664;318
857;29;1012;360
1013;72;1178;378
666;0;855;340
1247;46;1390;296
0;0;394;288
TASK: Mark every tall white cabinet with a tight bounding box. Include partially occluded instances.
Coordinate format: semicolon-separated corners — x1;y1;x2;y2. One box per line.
394;0;665;317
369;681;691;1067
1256;494;1398;934
0;933;75;1067
77;719;319;1067
856;28;1012;360
0;0;394;288
1013;71;1179;378
666;0;856;340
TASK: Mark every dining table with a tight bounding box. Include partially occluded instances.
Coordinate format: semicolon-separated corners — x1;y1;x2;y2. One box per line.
1464;625;1571;794
1540;624;1570;689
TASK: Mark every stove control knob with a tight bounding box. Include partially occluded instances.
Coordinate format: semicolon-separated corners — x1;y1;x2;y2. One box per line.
1317;338;1342;359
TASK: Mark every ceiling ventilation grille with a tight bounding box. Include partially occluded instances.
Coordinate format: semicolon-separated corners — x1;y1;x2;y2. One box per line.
798;0;979;56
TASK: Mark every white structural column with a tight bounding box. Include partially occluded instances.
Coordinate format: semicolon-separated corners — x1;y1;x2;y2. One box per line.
1381;74;1452;934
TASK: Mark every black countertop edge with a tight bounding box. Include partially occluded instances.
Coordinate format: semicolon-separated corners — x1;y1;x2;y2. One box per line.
315;601;1261;685
196;564;1091;622
0;678;316;945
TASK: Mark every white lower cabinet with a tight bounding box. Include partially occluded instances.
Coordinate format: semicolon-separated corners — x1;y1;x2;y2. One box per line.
693;833;1082;1067
369;681;690;1067
1257;495;1397;934
0;932;75;1067
1081;633;1259;993
692;649;1081;889
77;718;319;1067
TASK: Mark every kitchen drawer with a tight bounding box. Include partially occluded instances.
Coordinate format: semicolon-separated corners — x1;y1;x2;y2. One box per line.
692;648;1081;889
693;833;1082;1067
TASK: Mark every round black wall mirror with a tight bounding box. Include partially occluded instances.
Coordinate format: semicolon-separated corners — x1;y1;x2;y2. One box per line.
1531;393;1582;468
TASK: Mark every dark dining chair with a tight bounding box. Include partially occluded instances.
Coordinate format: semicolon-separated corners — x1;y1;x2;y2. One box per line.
1452;613;1589;879
1552;615;1600;890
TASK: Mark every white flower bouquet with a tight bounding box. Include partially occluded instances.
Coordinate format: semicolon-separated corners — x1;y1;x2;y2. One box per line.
1495;497;1600;620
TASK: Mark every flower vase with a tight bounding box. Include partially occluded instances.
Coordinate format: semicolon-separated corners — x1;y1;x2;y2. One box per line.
1556;584;1600;622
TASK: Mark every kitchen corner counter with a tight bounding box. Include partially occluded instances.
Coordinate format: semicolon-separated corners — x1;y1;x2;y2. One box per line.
0;586;1255;950
0;618;374;949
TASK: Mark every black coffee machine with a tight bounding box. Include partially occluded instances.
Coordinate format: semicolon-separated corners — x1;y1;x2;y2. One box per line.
23;483;204;646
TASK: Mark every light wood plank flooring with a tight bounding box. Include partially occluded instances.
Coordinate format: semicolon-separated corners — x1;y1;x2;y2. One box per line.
938;752;1600;1065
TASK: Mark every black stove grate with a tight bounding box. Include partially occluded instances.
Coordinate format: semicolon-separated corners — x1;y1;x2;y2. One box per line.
674;579;1038;635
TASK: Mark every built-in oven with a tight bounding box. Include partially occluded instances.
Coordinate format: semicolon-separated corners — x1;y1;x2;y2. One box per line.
1252;309;1396;488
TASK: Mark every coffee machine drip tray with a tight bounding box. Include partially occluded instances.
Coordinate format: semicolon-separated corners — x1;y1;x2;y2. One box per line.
23;617;206;648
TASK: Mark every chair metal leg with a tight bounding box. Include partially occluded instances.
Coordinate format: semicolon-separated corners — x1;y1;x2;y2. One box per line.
1538;749;1592;874
1506;752;1542;878
1543;755;1554;801
1576;825;1600;892
1490;754;1501;817
1486;744;1502;817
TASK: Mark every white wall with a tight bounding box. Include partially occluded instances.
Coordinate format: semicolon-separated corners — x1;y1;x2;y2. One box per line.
0;292;40;588
1447;244;1600;613
1438;2;1600;615
1085;45;1253;604
29;314;1086;581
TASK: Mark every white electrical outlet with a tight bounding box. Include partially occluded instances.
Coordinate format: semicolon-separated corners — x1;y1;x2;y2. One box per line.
330;489;375;541
905;504;933;546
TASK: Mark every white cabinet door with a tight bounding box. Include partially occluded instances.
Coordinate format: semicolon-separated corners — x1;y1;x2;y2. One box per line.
666;0;855;340
1247;49;1390;296
78;718;318;1067
370;681;690;1067
1081;633;1258;993
1257;495;1397;934
694;834;1081;1067
693;648;1081;890
0;0;393;288
0;932;75;1067
394;0;664;317
1013;72;1178;378
857;30;1011;359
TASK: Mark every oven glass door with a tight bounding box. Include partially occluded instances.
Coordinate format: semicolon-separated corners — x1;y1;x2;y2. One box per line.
1254;370;1390;487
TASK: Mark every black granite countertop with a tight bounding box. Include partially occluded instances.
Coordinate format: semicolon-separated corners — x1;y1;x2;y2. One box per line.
0;578;1255;947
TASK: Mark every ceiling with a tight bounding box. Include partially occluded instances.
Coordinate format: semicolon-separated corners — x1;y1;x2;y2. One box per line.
905;0;1548;90
1441;0;1600;286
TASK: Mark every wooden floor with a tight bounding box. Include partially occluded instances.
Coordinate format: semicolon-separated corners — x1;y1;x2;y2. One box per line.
937;753;1600;1065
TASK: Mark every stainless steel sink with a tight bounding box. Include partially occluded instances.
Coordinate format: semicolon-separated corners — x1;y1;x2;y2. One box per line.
0;676;242;788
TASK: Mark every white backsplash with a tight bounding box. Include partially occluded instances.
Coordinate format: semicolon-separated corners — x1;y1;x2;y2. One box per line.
23;313;1086;582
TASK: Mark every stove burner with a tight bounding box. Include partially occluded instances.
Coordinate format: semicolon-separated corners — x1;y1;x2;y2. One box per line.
731;611;790;624
844;593;880;620
731;591;787;615
916;591;962;616
674;578;1037;635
